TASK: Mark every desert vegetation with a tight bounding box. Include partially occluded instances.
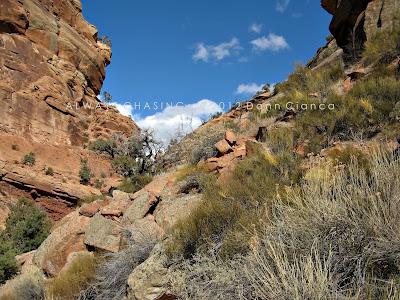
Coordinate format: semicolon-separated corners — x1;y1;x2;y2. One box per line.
89;130;161;192
166;20;400;298
168;151;400;299
79;159;92;185
0;198;50;283
22;152;36;166
363;11;400;67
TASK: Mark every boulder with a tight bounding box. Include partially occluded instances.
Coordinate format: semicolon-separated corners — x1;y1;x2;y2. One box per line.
16;250;36;274
233;145;247;158
100;208;123;217
215;139;232;155
123;192;157;223
154;194;202;232
127;243;175;300
245;140;264;156
125;217;165;245
58;251;94;274
79;201;101;217
256;127;268;142
33;211;90;276
112;189;131;202
84;214;121;252
99;191;131;218
202;158;219;172
225;130;237;145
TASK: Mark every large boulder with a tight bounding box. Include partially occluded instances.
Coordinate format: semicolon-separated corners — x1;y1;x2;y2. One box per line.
84;213;122;252
123;192;156;223
127;243;175;300
215;139;232;155
33;211;90;276
154;194;202;232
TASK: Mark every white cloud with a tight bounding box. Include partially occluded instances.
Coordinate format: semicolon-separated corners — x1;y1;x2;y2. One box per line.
192;43;209;62
251;33;289;52
249;23;263;34
133;99;223;144
236;83;264;95
110;102;133;117
193;38;240;63
276;0;290;12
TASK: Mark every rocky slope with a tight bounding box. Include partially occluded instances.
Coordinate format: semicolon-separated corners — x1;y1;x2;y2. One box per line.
0;0;139;222
0;0;399;299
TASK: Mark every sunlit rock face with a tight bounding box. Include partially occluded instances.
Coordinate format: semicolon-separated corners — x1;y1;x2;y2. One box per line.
0;0;139;222
322;0;397;64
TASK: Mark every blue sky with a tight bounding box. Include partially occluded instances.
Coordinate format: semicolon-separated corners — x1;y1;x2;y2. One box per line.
81;0;332;142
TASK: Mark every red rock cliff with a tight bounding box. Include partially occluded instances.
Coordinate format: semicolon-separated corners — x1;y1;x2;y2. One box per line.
0;0;139;222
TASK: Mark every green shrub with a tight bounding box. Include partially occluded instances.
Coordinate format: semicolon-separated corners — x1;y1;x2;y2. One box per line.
326;146;369;169
3;198;51;253
267;127;295;154
117;174;152;194
348;76;400;125
79;159;91;185
112;155;138;177
167;150;302;259
45;167;54;176
22;152;36;166
292;76;400;152
89;139;117;158
0;238;18;284
94;179;104;189
263;62;344;122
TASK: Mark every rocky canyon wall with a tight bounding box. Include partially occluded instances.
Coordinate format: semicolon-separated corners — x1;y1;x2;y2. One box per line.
0;0;139;222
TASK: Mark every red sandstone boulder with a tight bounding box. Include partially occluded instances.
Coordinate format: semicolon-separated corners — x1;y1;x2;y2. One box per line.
225;130;237;145
33;211;90;276
215;139;232;155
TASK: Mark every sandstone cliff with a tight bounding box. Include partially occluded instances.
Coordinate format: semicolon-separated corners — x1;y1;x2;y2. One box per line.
322;0;398;63
0;0;139;221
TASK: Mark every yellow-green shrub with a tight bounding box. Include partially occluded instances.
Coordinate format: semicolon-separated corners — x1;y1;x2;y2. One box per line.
167;150;302;259
363;11;400;66
47;253;97;300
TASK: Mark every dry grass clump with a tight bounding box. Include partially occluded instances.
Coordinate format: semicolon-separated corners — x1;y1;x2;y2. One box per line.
47;253;97;300
0;268;45;300
168;247;252;300
78;230;157;300
247;150;400;298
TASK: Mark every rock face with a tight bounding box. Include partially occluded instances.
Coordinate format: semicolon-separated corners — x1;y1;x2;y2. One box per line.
322;0;398;64
127;243;175;300
0;0;139;220
33;211;91;276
